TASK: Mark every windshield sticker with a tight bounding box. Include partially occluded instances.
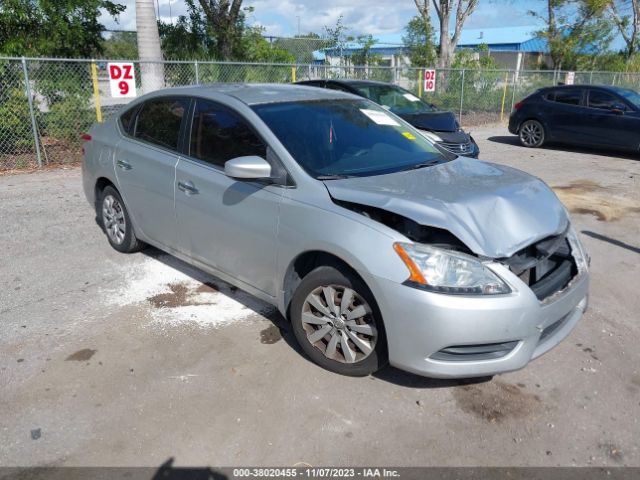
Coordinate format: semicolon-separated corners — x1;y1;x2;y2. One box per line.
402;132;416;140
403;93;421;102
360;109;400;126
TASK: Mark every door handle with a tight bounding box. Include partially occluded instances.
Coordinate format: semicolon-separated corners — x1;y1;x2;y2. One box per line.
116;159;132;170
178;181;199;195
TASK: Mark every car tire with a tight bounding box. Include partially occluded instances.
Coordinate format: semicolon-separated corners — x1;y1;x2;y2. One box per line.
290;265;388;376
99;185;144;253
519;119;545;148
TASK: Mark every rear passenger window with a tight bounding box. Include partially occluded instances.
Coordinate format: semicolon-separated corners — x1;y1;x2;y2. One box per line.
549;90;582;106
134;97;189;151
588;91;622;110
119;105;137;134
189;100;266;167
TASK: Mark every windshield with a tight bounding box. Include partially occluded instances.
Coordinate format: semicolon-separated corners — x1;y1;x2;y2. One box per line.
252;99;451;179
353;84;436;115
617;88;640;109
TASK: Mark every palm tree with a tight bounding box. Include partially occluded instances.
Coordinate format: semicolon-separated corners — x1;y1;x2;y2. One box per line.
136;0;164;92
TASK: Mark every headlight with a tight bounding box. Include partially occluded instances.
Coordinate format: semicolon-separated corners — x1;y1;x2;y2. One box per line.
419;130;443;143
567;226;589;272
394;243;511;295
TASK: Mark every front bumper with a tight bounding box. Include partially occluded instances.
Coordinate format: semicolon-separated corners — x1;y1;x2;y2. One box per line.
366;267;589;378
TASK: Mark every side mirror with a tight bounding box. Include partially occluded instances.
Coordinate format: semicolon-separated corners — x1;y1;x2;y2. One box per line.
611;103;626;115
224;156;272;180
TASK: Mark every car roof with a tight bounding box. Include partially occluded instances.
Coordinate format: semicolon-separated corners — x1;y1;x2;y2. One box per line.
139;83;355;106
304;79;393;88
541;84;631;93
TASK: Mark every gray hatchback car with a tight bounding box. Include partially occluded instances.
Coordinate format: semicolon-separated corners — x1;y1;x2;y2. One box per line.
82;84;590;378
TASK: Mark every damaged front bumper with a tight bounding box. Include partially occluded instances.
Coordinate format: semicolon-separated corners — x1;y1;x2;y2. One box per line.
363;265;589;379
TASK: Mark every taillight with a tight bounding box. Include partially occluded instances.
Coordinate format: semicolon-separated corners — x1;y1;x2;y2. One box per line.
514;101;524;110
81;133;91;155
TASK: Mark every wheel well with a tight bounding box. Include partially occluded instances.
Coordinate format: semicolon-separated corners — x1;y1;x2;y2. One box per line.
282;251;364;319
94;177;115;209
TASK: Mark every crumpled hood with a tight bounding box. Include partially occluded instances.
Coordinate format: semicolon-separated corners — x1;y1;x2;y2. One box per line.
399;111;459;132
324;158;569;258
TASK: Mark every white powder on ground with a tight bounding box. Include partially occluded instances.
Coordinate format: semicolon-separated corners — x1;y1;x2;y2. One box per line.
104;253;273;330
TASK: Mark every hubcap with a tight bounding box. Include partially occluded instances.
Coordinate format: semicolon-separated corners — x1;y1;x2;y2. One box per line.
102;195;126;245
301;285;377;364
521;122;542;146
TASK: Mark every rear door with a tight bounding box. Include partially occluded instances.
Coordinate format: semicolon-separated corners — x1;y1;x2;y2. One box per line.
584;89;639;148
543;88;588;143
114;97;189;250
174;98;284;296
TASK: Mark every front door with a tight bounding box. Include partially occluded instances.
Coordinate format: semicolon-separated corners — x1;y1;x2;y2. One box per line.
175;99;283;296
584;89;640;149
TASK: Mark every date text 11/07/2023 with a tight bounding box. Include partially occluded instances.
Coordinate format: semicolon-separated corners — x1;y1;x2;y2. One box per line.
232;468;401;478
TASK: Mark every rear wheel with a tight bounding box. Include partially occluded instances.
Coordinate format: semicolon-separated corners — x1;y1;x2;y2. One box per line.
519;119;545;148
290;266;387;376
99;186;144;253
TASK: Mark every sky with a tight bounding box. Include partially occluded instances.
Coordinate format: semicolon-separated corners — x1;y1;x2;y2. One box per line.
101;0;542;41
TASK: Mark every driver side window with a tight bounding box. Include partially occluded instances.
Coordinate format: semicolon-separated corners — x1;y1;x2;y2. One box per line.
189;99;267;168
588;90;624;111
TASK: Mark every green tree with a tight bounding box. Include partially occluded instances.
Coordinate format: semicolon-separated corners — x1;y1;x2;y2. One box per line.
607;0;640;58
350;35;381;66
197;0;246;60
0;0;125;57
530;0;613;70
101;32;138;59
323;15;350;65
403;15;437;67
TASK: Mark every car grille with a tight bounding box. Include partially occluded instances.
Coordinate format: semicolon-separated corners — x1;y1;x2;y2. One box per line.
437;141;474;155
502;232;577;301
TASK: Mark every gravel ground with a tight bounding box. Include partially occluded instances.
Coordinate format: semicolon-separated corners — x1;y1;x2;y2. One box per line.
1;123;639;468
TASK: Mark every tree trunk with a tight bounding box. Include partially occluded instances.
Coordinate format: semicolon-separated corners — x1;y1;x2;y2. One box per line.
136;0;164;92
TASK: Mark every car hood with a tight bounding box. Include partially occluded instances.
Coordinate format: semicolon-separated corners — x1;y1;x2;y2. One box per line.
400;111;459;132
323;158;569;258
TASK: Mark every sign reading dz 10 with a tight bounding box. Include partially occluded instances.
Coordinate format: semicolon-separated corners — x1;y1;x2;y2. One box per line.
424;69;436;92
108;62;137;98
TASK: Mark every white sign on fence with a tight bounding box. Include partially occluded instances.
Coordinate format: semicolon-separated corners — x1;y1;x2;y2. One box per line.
108;62;137;98
565;71;575;85
424;69;436;92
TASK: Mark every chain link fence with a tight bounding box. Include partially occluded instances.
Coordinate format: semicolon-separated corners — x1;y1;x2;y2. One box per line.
3;56;640;170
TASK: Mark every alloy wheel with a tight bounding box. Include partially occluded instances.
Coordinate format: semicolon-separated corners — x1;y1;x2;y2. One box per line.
102;194;126;245
301;285;377;364
520;121;543;147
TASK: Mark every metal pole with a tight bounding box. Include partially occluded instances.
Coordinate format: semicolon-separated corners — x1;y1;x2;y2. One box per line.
589;70;593;84
22;57;42;168
195;60;199;84
459;69;465;121
510;70;517;112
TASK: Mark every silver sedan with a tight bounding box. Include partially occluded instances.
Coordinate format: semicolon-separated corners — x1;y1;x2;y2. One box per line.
82;84;589;378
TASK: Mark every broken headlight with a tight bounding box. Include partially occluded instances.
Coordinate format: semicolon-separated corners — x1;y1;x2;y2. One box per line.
394;243;511;295
567;226;589;273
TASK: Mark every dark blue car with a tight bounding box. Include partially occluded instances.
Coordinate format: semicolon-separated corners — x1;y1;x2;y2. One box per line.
509;84;640;151
297;79;480;158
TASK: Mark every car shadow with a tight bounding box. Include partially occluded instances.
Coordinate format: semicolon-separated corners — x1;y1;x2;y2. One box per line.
140;246;307;355
152;457;228;479
373;367;493;389
487;135;639;160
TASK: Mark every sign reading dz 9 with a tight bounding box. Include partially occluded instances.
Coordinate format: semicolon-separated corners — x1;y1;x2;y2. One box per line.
108;62;137;98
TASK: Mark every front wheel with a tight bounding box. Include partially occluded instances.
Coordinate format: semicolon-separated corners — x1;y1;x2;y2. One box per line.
519;119;545;148
290;266;388;376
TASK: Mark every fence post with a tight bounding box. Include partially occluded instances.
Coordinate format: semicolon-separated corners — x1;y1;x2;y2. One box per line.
510;70;518;112
589;70;593;84
195;60;199;84
459;69;465;121
90;60;103;123
22;57;42;168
